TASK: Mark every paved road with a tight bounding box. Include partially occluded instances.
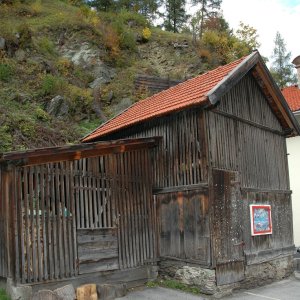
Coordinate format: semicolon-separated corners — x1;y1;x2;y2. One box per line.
117;277;300;300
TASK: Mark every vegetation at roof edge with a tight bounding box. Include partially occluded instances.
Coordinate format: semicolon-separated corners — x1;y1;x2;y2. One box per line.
0;0;296;153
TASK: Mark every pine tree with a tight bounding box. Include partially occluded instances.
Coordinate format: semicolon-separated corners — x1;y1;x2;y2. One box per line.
163;0;188;33
191;0;222;38
270;32;297;88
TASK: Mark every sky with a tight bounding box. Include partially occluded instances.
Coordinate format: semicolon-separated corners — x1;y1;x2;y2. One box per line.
221;0;300;64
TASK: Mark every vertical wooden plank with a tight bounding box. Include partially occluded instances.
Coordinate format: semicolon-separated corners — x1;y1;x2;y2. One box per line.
29;167;37;282
60;162;68;278
51;163;58;279
18;169;26;283
13;168;20;283
40;165;48;281
35;166;42;282
70;161;78;276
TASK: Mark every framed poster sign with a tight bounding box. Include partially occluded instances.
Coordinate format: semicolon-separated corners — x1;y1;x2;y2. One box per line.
250;205;272;236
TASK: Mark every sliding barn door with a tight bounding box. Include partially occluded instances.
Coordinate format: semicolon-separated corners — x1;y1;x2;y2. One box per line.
212;169;245;285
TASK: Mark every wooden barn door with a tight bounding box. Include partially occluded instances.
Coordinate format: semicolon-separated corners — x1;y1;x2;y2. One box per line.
212;169;245;285
156;190;211;265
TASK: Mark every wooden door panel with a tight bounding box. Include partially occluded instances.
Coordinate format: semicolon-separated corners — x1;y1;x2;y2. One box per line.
212;169;245;285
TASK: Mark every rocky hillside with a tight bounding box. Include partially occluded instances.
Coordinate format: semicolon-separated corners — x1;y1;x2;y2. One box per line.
0;0;230;152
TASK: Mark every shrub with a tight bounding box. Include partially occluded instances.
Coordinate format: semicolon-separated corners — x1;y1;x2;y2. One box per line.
0;126;12;153
17;23;32;48
40;74;66;95
67;85;93;114
101;24;121;59
0;63;13;82
142;27;151;41
30;0;42;16
35;107;50;121
118;9;148;27
35;36;56;57
56;57;73;76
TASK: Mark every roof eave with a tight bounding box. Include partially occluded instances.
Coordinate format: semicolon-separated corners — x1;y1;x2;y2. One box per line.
207;51;300;137
207;51;259;105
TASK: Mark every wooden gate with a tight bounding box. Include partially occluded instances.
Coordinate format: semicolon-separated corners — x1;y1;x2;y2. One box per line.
212;169;245;285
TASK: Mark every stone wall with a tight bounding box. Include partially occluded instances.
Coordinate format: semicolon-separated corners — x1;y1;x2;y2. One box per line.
158;255;294;297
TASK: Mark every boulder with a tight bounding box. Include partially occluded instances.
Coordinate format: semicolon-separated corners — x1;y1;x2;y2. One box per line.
47;95;69;117
32;290;62;300
97;283;127;300
54;284;76;300
0;37;5;50
15;49;26;62
60;42;115;82
111;98;132;116
175;266;217;295
76;284;97;300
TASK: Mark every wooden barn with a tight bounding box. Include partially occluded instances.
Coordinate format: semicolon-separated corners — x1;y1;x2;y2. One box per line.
0;50;299;298
82;51;300;291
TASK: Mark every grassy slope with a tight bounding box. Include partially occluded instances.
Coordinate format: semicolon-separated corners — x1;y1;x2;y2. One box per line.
0;0;201;152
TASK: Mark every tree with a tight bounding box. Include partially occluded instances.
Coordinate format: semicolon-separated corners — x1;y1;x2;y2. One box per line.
86;0;115;11
191;0;222;39
270;32;297;88
236;22;260;51
163;0;188;33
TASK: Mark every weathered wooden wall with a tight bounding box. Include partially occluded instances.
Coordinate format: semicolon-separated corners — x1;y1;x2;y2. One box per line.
1;147;156;284
0;165;8;278
206;73;294;269
105;108;208;190
207;74;289;190
102;109;211;265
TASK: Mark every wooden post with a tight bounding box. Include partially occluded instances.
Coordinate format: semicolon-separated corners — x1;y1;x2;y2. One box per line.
2;163;16;280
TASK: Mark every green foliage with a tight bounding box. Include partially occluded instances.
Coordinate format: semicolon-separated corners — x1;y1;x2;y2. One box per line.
142;27;151;41
270;32;297;88
146;279;200;295
17;22;32;48
163;0;189;33
0;126;13;153
191;0;222;39
67;84;93;115
0;64;14;82
35;36;57;56
35;107;50;121
236;22;260;52
40;74;66;95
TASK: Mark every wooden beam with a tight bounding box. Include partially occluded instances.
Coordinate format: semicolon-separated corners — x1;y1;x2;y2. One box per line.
0;137;161;167
207;51;259;105
212;109;285;136
153;183;208;194
241;187;292;194
252;62;300;136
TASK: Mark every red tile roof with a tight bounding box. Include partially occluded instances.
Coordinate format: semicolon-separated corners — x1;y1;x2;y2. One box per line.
82;56;248;142
281;85;300;112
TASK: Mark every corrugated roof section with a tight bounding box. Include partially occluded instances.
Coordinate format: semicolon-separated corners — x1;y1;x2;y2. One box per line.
281;85;300;112
83;56;247;142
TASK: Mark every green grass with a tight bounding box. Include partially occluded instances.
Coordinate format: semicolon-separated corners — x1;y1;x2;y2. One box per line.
0;288;11;300
146;279;200;295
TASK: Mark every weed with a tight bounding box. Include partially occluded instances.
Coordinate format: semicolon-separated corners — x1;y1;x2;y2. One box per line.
146;279;200;295
0;64;13;82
